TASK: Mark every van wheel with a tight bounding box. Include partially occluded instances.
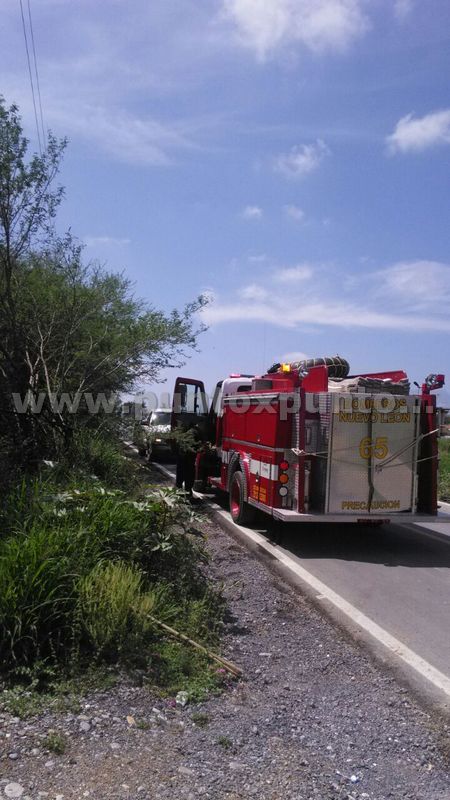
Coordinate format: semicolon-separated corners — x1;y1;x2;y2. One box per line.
230;471;255;525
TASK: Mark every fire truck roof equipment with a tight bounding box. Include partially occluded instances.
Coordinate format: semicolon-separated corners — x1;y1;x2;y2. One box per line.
267;355;350;379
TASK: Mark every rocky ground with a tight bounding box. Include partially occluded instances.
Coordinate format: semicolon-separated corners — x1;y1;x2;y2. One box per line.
1;469;449;800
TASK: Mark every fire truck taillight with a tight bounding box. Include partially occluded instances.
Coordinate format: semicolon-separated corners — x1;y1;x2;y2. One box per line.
278;459;290;498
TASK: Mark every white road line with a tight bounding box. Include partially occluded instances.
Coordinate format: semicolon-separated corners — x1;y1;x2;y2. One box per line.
214;509;450;700
149;458;450;701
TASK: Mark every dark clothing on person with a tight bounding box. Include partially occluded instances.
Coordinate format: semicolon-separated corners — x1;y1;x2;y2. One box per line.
175;423;203;495
175;450;196;494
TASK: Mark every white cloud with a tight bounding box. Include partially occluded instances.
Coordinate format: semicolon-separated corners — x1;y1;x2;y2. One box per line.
394;0;414;20
276;264;314;282
375;261;450;306
201;259;450;333
222;0;369;60
274;140;330;178
281;351;310;363
242;205;263;219
84;235;131;247
240;284;268;300
3;73;204;167
0;2;228;168
386;109;450;154
203;297;450;332
248;254;268;263
284;204;305;221
52;104;198;167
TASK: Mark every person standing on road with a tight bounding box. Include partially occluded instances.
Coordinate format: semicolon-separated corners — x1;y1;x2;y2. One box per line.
175;422;204;499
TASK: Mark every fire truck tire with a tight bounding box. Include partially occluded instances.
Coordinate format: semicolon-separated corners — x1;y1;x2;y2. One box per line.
230;471;255;525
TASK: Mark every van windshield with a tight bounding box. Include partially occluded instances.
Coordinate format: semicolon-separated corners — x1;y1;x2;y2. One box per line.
151;411;171;426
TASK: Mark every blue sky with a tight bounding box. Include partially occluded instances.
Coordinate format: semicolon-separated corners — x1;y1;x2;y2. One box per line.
1;0;450;402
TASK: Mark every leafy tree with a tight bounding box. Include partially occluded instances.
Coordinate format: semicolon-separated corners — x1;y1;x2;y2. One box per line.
0;97;207;469
0;97;67;465
0;98;65;306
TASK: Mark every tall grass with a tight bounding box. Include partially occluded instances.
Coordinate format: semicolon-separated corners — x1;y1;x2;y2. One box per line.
0;478;222;685
0;524;86;670
0;421;225;699
0;477;45;533
79;561;177;659
79;561;146;658
439;438;450;501
57;427;140;489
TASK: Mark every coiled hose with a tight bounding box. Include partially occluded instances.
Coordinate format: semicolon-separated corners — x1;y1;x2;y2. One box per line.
267;355;350;379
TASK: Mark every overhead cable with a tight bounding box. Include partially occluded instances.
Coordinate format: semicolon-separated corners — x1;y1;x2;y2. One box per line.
26;0;46;147
19;0;42;153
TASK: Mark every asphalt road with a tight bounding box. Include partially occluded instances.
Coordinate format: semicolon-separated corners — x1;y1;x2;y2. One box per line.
277;519;450;679
159;459;450;690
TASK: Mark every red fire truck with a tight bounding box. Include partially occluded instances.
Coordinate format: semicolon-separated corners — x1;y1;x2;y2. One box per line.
171;357;445;526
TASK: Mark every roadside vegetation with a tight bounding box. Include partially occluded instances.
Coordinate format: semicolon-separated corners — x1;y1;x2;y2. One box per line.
0;449;226;715
439;438;450;501
0;97;224;715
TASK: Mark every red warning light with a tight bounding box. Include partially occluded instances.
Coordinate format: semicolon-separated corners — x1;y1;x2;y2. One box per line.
279;460;289;471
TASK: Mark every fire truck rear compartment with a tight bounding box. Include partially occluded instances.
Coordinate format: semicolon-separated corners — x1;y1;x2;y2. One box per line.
240;390;427;524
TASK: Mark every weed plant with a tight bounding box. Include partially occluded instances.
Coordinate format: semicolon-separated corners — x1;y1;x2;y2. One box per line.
0;460;225;706
57;427;141;490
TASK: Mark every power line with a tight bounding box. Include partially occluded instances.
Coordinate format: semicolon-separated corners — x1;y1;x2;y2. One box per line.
26;0;46;147
19;0;42;153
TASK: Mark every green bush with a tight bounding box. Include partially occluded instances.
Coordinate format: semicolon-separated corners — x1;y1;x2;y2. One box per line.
43;731;68;755
47;485;204;584
0;475;220;684
0;419;225;702
58;428;139;489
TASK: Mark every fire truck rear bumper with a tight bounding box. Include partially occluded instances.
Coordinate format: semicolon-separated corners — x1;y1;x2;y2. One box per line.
270;508;446;524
